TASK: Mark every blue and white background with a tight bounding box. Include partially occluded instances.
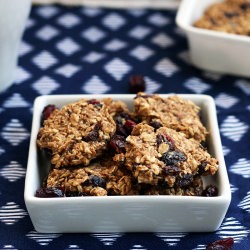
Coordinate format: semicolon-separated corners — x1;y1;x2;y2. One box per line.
0;4;249;250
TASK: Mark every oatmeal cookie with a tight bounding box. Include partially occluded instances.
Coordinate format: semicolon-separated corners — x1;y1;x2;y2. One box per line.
133;93;208;142
124;123;218;187
103;98;130;117
37;98;118;168
46;157;137;196
194;0;250;36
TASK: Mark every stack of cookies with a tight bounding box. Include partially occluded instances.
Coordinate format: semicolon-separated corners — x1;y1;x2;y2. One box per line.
36;93;218;197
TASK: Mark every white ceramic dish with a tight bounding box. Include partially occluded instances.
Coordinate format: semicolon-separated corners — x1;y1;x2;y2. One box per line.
33;0;180;9
24;94;231;233
176;0;250;77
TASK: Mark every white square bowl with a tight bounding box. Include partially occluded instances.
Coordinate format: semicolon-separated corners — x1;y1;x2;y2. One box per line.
24;94;231;233
176;0;250;77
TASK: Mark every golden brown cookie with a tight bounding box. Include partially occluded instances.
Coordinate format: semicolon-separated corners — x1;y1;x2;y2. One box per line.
37;98;118;168
124;123;218;187
133;93;208;142
46;157;137;196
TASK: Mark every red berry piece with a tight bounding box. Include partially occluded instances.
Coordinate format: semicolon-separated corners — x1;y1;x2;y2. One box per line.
163;165;181;175
35;187;65;198
156;134;175;150
202;184;218;197
88;99;100;105
240;3;250;10
84;123;101;142
116;124;128;137
149;121;162;130
206;237;234;250
198;161;209;175
87;99;103;108
129;75;146;93
41;104;57;122
124;120;137;134
110;135;126;153
175;174;193;187
88;175;106;188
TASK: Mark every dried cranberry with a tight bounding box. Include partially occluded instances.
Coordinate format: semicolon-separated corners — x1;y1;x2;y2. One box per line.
119;112;132;120
35;187;65;198
240;3;250;11
160;150;186;166
115;113;132;125
165;135;175;149
124;120;137;134
163;165;181;175
87;99;103;108
129;74;146;93
41;105;57;123
65;191;86;197
115;116;124;125
114;112;137;137
202;185;218;197
84;123;101;142
116;124;128;137
156;134;175;150
110;135;126;153
149;121;162;130
114;115;127;136
175;174;193;187
200;141;207;150
224;12;239;18
198;161;208;175
121;112;133;120
88;99;100;105
206;237;234;250
156;134;165;147
89;175;106;188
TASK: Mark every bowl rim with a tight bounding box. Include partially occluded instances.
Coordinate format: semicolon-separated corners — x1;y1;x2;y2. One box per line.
24;93;231;205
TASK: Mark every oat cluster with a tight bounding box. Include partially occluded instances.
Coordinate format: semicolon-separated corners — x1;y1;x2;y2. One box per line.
37;93;219;197
194;0;250;36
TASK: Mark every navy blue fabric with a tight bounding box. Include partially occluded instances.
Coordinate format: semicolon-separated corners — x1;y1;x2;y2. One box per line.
0;5;249;250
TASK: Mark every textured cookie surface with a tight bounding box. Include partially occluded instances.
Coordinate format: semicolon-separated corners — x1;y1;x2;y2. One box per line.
37;98;119;168
134;92;208;142
194;0;250;35
46;157;136;196
124;123;218;187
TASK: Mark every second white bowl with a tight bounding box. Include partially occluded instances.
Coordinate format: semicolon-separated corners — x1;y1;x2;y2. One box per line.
176;0;250;77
